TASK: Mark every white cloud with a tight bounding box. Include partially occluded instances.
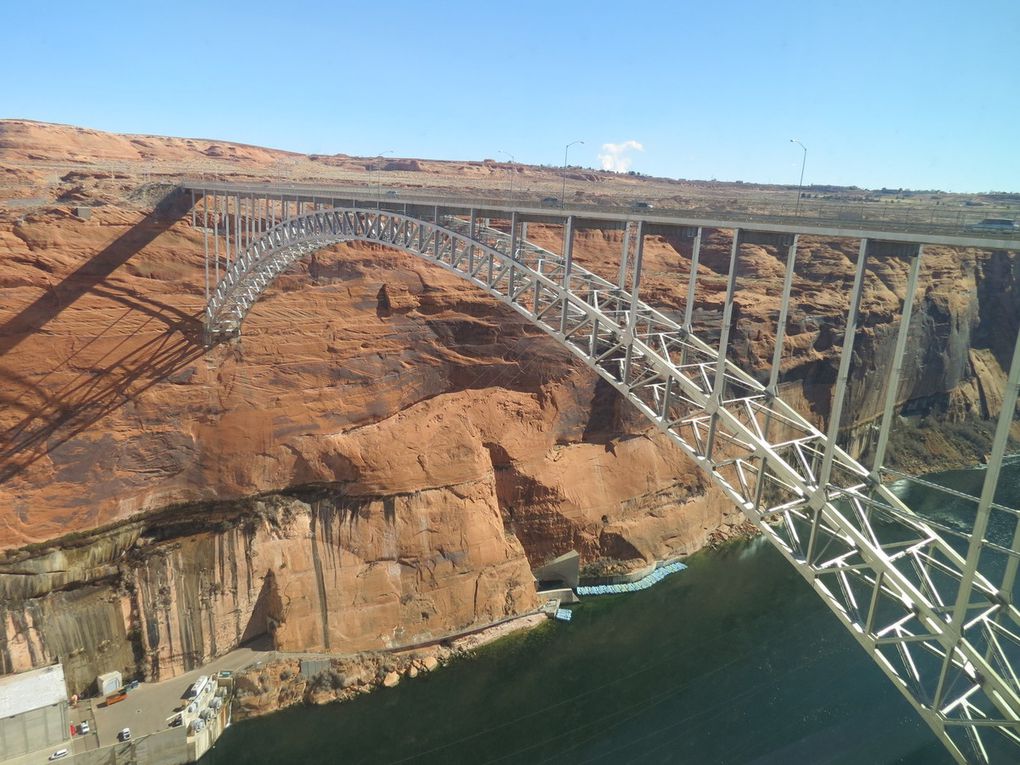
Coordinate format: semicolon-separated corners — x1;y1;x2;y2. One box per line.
598;140;644;172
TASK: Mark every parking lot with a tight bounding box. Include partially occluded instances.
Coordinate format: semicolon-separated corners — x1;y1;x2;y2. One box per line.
91;646;268;749
1;646;268;764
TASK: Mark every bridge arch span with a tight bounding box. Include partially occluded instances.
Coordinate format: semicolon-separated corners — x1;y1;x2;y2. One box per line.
201;203;1019;764
206;208;531;335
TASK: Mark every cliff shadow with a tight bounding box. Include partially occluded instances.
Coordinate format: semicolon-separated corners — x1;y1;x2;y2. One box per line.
0;188;191;357
0;191;206;483
240;571;281;649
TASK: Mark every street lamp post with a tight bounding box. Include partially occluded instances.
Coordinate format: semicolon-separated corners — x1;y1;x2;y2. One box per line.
498;150;515;205
790;139;807;216
561;140;584;207
372;150;394;200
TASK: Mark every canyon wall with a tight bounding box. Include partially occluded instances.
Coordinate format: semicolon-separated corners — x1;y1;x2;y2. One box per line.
525;225;1018;467
1;123;1015;692
0;200;741;692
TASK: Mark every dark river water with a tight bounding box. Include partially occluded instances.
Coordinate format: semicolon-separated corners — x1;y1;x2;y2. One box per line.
203;463;1020;765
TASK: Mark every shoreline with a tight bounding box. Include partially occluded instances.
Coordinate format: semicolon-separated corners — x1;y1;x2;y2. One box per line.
223;531;768;726
227;611;555;723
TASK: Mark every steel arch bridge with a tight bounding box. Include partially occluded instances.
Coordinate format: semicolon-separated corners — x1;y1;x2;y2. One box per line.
184;183;1020;763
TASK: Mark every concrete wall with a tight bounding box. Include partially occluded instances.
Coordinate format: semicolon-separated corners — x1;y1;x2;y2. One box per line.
299;659;329;679
0;702;69;759
533;551;580;589
73;727;188;765
74;744;123;765
138;727;189;765
186;703;228;763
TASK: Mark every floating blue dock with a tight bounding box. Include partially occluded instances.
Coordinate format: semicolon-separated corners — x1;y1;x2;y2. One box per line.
575;560;687;596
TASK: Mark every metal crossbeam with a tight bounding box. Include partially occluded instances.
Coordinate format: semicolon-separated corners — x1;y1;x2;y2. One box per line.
186;189;1019;764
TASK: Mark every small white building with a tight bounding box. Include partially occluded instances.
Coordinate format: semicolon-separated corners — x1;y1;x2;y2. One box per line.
0;664;70;760
97;670;122;697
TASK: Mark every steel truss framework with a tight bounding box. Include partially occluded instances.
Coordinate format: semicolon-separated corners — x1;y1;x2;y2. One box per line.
191;194;1020;763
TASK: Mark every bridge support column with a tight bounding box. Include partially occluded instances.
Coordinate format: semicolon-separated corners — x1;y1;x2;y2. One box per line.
618;222;631;291
560;216;575;334
203;192;209;302
508;211;520;298
753;234;799;512
682;228;702;331
486;220;495;286
235;194;241;262
213;193;220;285
818;237;869;486
225;194;232;268
805;237;869;564
621;220;645;384
870;245;923;477
232;194;238;266
704;229;742;461
467;209;476;274
679;227;704;367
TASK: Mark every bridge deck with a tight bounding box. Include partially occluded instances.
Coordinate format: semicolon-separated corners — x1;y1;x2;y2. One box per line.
181;180;1020;251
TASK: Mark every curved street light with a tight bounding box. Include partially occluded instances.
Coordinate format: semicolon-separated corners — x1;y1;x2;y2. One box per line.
372;150;394;200
561;140;584;207
790;139;807;216
497;150;516;205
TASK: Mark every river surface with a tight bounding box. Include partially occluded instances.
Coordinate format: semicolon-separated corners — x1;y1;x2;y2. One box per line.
203;463;1019;764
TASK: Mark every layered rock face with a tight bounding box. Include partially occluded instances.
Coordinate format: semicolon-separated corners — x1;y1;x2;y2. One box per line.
131;485;537;679
0;201;740;692
0;485;536;695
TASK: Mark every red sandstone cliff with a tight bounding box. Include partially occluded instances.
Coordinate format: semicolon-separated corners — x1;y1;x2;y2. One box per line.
0;121;1014;694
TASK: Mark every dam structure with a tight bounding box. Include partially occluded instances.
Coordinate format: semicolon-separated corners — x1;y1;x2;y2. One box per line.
181;181;1020;764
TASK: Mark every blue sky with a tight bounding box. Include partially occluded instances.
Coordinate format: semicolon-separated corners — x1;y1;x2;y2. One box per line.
5;0;1018;192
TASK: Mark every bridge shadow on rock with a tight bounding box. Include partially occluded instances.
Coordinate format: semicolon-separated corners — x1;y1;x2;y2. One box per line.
0;191;206;484
0;189;190;357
